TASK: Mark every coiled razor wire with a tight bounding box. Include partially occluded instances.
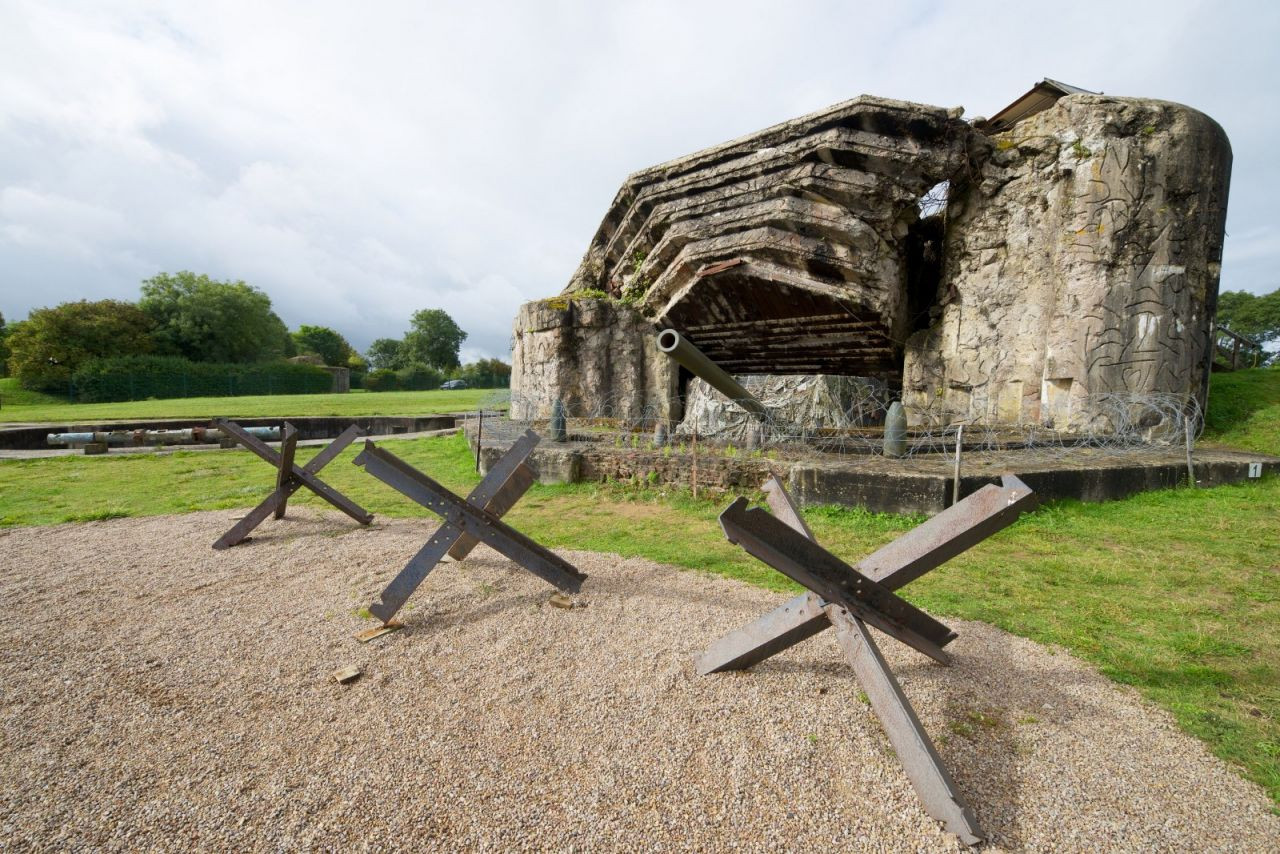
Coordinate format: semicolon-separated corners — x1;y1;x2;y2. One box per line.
464;388;1203;463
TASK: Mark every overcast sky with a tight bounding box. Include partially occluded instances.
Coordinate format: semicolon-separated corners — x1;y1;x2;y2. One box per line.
1;1;1276;362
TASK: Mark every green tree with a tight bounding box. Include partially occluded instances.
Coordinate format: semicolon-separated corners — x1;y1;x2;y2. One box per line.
453;358;511;388
139;271;290;363
291;324;356;367
0;310;9;377
1217;288;1280;352
365;337;407;371
7;300;155;391
395;362;445;391
403;308;467;371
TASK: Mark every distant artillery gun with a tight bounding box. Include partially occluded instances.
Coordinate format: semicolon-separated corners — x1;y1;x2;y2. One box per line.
48;425;282;454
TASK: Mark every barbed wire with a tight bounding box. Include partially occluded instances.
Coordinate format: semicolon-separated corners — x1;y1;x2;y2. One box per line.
466;387;1201;463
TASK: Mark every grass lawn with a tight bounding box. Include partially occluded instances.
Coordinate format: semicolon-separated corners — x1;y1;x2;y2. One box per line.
1202;367;1280;454
1;368;1277;802
0;377;498;421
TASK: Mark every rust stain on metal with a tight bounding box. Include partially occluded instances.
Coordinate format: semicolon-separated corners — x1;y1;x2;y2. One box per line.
696;257;745;278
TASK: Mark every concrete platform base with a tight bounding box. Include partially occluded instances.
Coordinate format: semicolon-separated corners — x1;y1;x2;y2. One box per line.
468;424;1278;514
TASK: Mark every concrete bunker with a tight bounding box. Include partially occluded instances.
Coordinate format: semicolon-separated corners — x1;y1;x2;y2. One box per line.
511;81;1232;438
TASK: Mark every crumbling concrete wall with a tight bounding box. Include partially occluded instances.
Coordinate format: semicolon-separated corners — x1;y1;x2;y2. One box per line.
510;297;677;421
511;91;1231;434
903;95;1231;428
559;96;985;379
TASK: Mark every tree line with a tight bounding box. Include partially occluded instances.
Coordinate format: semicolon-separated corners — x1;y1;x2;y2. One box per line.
1216;289;1280;362
0;271;510;396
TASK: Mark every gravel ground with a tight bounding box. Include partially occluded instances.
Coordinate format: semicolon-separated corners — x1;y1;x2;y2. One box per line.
1;509;1276;852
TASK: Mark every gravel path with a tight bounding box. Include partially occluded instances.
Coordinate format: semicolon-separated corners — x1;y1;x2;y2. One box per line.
1;509;1276;852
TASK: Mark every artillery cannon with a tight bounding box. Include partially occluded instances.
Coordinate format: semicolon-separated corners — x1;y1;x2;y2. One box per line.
657;329;769;423
47;425;282;450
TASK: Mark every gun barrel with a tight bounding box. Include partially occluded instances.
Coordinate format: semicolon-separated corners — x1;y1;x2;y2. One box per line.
46;426;282;447
657;329;769;422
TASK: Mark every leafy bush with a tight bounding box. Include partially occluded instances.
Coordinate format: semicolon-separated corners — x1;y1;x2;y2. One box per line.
394;362;444;391
71;355;331;402
449;358;511;389
291;324;356;367
363;368;399;392
140;271;290;363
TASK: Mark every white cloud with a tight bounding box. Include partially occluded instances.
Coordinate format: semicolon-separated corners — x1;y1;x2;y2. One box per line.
1;0;1277;360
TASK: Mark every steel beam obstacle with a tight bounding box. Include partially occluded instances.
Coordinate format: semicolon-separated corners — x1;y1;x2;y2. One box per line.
697;475;1038;846
211;418;373;550
354;429;586;625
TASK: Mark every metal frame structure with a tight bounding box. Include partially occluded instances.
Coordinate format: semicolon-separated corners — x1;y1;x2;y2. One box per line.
355;430;586;625
697;475;1038;846
211;418;373;550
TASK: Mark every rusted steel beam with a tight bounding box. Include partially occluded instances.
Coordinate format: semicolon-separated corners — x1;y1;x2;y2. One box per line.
719;497;955;664
762;476;814;539
827;605;984;846
447;462;537;561
212;484;296;551
696;591;827;675
363;430;541;622
215;419;372;525
272;424;299;520
697;475;1006;846
699;476;1036;670
211;420;370;550
355;439;584;623
856;475;1037;586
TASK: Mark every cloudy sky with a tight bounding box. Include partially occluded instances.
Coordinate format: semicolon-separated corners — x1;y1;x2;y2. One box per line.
1;1;1276;362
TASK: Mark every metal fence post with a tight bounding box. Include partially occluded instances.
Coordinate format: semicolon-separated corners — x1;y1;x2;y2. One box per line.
1184;417;1196;488
952;424;964;506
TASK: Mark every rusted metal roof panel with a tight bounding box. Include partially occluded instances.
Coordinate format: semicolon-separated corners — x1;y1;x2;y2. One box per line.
978;78;1098;134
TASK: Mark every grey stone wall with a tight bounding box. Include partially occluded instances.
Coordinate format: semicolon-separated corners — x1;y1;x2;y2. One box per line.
903;95;1231;429
510;297;676;421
